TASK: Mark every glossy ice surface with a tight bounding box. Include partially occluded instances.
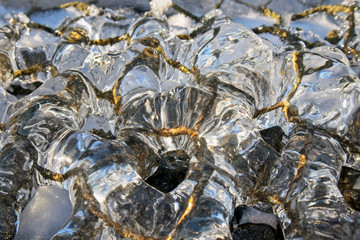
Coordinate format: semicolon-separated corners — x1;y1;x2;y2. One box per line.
0;0;360;239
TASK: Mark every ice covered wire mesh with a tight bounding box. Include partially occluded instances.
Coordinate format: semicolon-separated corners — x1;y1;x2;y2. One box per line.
1;0;360;239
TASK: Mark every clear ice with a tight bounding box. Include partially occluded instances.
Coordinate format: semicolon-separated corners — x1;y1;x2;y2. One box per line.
0;0;360;239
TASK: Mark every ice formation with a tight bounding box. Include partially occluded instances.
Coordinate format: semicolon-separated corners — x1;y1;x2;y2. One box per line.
0;0;360;239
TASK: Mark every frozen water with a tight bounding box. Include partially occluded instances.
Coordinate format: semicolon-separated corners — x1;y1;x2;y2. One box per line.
29;8;82;29
290;12;340;39
231;10;277;28
15;186;72;240
0;1;360;240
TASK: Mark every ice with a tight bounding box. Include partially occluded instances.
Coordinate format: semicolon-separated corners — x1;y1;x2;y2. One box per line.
29;8;82;29
15;186;72;240
0;5;21;27
0;1;360;240
232;10;277;29
290;12;340;39
0;0;91;13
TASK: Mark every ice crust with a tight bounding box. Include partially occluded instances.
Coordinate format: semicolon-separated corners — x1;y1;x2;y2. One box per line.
15;186;72;240
0;0;360;240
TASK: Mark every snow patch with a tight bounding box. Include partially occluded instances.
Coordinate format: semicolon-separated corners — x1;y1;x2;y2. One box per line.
168;13;192;28
150;0;172;16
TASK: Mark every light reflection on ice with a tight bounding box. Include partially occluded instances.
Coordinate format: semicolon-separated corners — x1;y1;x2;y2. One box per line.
15;186;72;240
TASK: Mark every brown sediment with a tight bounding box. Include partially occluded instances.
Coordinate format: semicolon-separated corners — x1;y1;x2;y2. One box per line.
259;7;282;25
294;154;307;180
325;29;341;45
64;27;89;44
253;101;286;119
60;1;91;12
288;51;303;99
13;63;58;79
35;165;66;182
214;0;224;9
153;126;199;138
176;34;192;40
194;115;204;131
253;25;319;49
35;165;86;183
291;5;353;21
177;17;216;40
89;33;130;46
268;194;282;205
343;6;360;59
252;26;291;41
140;37;193;74
243;3;360;54
284;153;307;201
26;22;58;35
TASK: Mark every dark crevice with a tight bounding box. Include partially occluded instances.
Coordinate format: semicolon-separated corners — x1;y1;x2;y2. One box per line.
230;205;284;240
20;49;47;68
7;82;43;98
145;150;190;193
338;166;360;211
232;223;283;240
90;129;116;140
259;126;287;152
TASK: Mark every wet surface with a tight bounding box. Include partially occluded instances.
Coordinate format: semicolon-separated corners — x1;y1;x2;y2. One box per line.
0;0;360;239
